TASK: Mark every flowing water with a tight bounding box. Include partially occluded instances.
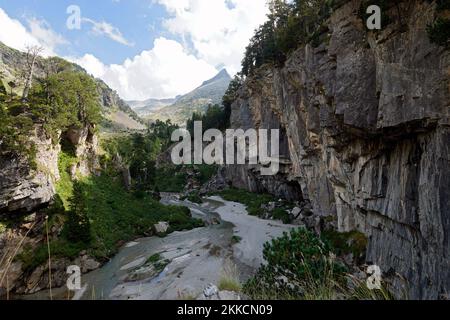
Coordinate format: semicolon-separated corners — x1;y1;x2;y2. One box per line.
22;194;294;300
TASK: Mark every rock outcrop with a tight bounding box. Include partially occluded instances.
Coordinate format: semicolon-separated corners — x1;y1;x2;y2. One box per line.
0;125;60;214
0;124;99;215
225;0;449;299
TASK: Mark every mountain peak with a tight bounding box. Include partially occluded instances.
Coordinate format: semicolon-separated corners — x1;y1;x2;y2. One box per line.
201;69;231;87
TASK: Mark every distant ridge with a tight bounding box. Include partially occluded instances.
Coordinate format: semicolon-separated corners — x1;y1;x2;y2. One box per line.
129;69;232;125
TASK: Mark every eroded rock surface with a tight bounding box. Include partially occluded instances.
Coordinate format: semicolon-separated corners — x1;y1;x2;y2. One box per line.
225;0;450;299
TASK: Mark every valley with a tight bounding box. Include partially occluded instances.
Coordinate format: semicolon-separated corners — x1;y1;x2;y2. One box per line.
1;0;449;301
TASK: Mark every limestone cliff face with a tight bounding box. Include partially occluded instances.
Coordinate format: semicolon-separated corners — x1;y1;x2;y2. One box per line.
0;125;99;215
226;0;450;299
0;125;99;295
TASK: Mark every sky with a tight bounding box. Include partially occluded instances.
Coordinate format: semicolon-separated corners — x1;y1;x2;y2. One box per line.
0;0;268;100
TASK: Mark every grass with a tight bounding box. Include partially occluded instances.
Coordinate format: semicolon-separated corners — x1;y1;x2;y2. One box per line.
146;253;162;264
215;188;276;217
17;152;204;272
218;277;242;292
218;261;242;292
0;222;6;234
55;150;78;209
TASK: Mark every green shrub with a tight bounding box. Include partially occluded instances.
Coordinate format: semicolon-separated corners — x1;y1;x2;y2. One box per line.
166;206;204;232
243;228;346;299
272;208;292;224
231;235;242;244
146;253;162;264
322;230;368;260
64;182;91;244
181;191;203;204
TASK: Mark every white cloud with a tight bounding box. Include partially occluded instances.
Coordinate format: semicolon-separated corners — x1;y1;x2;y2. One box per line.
70;37;218;100
27;17;68;51
83;18;134;46
156;0;268;75
0;8;65;56
0;2;269;101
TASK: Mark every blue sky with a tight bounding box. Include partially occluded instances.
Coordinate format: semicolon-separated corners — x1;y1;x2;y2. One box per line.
0;0;170;64
0;0;268;100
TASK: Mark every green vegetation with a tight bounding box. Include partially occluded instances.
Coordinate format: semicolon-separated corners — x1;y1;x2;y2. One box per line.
216;188;276;217
146;253;162;264
322;230;368;260
272;207;292;224
29;71;101;140
243;228;392;300
181;191;203;204
241;0;334;76
427;17;450;47
18;152;203;271
231;235;242;244
55;149;77;208
1;63;101;159
102;120;179;191
243;228;345;299
65;182;91;244
153;165;188;192
218;277;242;292
154;164;217;193
187;104;229;134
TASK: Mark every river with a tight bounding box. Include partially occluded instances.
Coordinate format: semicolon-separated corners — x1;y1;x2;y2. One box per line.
23;194;295;300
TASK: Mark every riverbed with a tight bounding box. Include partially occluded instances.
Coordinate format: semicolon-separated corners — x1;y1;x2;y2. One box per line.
24;194;295;300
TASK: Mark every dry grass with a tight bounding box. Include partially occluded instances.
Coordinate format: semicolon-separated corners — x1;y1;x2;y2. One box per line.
218;260;242;293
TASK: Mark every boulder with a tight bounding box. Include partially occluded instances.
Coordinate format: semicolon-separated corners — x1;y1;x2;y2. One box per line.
153;222;170;234
203;283;219;298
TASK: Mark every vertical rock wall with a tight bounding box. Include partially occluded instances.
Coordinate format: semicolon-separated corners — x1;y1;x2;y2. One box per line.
226;0;449;299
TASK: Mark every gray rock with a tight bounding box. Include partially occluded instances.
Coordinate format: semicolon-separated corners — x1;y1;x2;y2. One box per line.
153;222;170;234
203;283;219;297
218;290;241;300
224;0;450;299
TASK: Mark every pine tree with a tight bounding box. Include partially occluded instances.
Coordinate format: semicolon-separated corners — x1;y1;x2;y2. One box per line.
66;182;91;244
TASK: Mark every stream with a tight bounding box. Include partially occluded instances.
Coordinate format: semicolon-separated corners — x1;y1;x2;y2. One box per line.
23;194;295;300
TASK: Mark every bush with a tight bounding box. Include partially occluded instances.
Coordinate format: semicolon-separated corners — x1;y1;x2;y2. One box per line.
243;228;346;299
64;182;91;244
272;208;292;224
166;206;204;232
181;191;203;204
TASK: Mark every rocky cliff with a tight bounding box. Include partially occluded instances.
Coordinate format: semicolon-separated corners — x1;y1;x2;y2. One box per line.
0;125;99;216
226;0;449;299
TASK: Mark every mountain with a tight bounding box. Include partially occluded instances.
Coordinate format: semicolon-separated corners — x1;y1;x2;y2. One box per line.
134;69;231;125
0;41;145;132
95;79;146;131
127;97;177;117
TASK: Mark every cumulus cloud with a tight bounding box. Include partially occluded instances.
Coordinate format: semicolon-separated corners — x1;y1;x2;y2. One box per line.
0;2;269;101
71;37;218;100
83;18;134;46
0;8;65;56
156;0;268;74
27;17;68;51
